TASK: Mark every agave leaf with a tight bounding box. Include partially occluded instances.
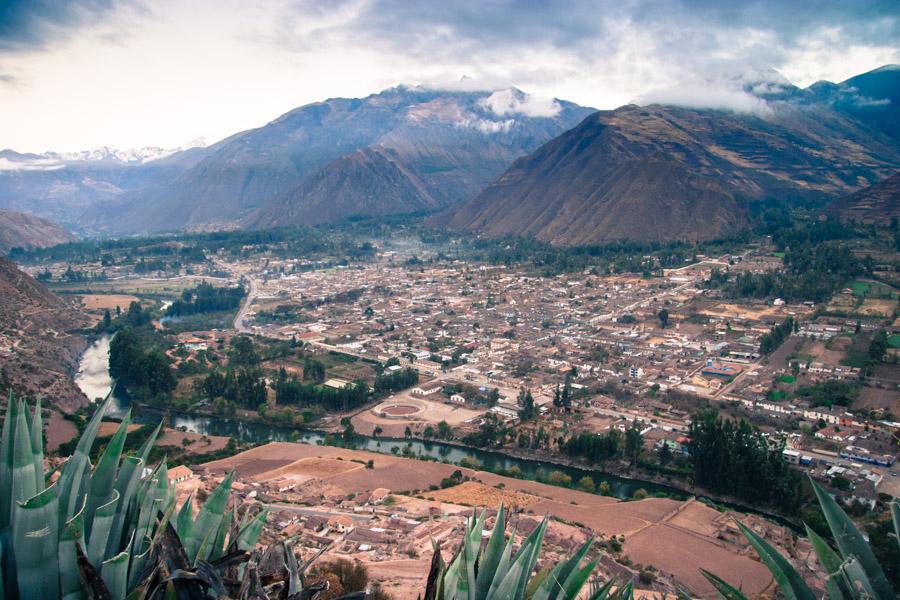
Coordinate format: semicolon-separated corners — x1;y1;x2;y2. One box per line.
700;569;749;599
0;538;5;600
86;411;131;532
516;517;548;600
87;489;120;567
891;502;899;554
610;582;633;600
485;525;517;599
475;504;506;600
810;478;893;599
186;471;233;563
840;556;878;599
531;537;593;600
589;579;616;600
803;524;842;575
174;493;194;540
737;521;815;600
10;399;39;531
107;454;143;558
29;398;43;493
424;541;444;600
561;559;597;599
13;483;60;600
102;550;131;600
209;511;234;560
58;394;112;524
235;507;268;551
59;497;87;600
0;392;20;531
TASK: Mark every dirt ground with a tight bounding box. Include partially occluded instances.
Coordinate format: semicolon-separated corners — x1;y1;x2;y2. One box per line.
203;443;775;597
78;294;140;312
858;298;897;317
45;410;78;452
425;481;542;509
856;386;900;414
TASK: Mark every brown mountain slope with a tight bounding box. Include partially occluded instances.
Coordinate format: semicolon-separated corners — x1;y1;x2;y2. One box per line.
438;104;900;244
0;210;76;254
826;173;900;224
247;148;443;227
0;258;89;410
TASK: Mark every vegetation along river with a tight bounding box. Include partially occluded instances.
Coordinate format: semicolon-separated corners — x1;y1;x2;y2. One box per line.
76;334;686;500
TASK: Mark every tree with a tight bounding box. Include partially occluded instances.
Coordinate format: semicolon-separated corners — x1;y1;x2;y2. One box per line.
658;308;670;328
598;481;611;496
869;329;888;363
404;425;412;438
517;387;536;421
577;476;595;493
633;488;648;500
102;309;112;330
625;422;643;465
657;442;673;466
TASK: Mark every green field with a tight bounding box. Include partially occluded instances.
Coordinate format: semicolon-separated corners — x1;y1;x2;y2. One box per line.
889;334;900;349
778;375;796;384
851;279;898;298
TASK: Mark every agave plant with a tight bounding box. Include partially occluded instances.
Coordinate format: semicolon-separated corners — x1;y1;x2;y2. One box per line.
0;391;268;600
703;477;900;600
423;503;634;600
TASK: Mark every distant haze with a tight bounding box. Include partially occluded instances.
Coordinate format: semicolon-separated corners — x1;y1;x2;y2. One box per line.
0;0;898;152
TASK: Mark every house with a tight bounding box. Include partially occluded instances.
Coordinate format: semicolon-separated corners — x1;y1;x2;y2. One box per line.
327;515;354;533
449;394;466;405
168;465;193;486
369;488;392;504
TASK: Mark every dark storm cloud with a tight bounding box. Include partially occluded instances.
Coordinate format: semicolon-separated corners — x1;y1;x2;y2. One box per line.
279;0;899;73
0;0;128;52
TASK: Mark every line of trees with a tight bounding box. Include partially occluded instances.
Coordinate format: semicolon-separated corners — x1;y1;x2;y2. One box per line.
688;409;802;513
273;368;369;411
166;282;245;316
373;367;419;394
759;316;793;355
200;367;267;409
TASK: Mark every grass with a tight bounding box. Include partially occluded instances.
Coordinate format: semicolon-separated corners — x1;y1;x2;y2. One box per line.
888;334;900;349
851;279;899;299
778;375;796;384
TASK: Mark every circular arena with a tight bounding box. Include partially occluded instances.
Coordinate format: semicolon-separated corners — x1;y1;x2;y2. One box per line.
371;399;427;420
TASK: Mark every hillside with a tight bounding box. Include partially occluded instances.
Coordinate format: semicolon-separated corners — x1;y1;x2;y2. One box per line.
248;148;443;226
87;87;593;233
0;258;89;410
438;92;900;244
0;210;77;254
826;172;900;224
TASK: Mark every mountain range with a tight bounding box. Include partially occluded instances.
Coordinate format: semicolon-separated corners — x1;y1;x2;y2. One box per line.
437;66;900;244
77;87;594;234
2;66;899;243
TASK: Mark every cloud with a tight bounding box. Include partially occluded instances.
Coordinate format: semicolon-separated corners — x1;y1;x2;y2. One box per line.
638;80;773;113
1;0;898;151
0;0;139;53
478;89;561;117
0;157;64;171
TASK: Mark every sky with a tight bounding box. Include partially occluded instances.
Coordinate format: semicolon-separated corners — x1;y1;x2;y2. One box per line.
0;0;898;153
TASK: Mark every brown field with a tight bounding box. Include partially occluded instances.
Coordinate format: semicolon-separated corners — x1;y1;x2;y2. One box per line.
156;430;230;455
203;443;775;597
858;298;897;317
78;294;140;311
45;410;78;452
626;523;772;597
856;386;900;413
425;481;542;509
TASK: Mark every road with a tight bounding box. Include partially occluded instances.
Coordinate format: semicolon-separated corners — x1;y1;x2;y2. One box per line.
234;277;259;333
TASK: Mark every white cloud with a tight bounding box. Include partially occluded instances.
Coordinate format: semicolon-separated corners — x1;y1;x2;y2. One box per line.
0;157;64;171
456;117;516;134
478;89;561;117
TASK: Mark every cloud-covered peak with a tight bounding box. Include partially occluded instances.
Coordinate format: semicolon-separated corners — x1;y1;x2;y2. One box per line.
478;89;561;118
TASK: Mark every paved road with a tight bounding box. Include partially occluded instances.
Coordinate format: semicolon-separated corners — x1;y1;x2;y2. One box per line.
234;277;258;333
